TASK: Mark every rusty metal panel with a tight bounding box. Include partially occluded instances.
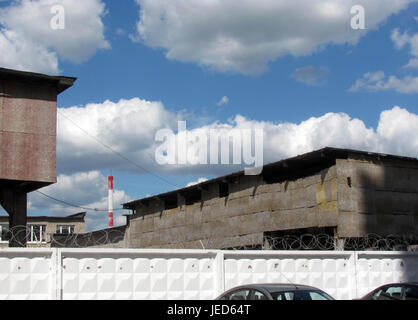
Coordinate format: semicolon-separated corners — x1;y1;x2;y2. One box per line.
0;79;57;184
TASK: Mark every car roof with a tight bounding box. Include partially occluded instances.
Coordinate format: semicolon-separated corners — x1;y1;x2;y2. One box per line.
226;283;321;293
380;282;418;287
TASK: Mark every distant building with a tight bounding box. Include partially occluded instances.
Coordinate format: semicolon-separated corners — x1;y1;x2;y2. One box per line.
120;147;418;250
0;212;86;248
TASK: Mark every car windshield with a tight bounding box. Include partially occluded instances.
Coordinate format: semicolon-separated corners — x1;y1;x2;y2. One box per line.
270;290;334;300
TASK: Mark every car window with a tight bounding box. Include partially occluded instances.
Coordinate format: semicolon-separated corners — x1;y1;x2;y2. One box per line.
404;287;418;300
221;289;251;301
309;291;332;300
252;290;268;300
377;286;403;300
275;292;292;300
272;290;333;300
371;289;383;300
286;291;311;300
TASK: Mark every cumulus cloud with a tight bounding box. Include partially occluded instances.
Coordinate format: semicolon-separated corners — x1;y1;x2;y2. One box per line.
0;0;109;74
291;66;330;86
57;97;180;174
349;71;418;93
377;106;418;156
133;0;415;75
57;96;418;179
0;29;59;73
28;171;131;231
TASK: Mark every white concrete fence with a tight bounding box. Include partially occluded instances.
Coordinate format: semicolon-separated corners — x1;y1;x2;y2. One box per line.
0;248;417;300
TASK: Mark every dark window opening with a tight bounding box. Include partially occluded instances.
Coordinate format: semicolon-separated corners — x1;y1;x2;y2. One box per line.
222;244;263;251
56;225;75;235
28;224;47;243
164;197;178;210
219;182;229;198
0;224;10;242
185;190;202;205
261;159;335;185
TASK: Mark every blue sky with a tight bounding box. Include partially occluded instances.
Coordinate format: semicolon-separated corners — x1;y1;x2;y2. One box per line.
1;0;418;230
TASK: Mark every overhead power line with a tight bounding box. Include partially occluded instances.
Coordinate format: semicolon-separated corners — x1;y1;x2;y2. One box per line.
35;190;125;212
58;109;180;188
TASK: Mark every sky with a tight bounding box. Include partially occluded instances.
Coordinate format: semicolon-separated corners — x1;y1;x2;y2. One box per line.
0;0;418;231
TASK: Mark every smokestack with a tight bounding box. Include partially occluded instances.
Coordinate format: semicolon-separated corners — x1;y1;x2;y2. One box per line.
108;176;114;228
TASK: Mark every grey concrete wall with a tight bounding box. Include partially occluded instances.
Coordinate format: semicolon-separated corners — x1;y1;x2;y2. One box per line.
126;165;340;249
336;156;418;237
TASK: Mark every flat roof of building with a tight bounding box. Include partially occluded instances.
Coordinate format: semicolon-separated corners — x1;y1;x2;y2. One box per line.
123;147;418;210
0;212;86;223
0;67;76;94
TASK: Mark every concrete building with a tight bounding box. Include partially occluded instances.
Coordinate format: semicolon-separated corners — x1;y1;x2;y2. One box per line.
0;212;85;248
0;67;76;246
122;147;418;250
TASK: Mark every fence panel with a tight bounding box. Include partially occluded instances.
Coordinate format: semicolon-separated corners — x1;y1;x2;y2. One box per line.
59;249;218;300
0;248;417;300
0;249;57;300
223;251;355;300
355;252;418;298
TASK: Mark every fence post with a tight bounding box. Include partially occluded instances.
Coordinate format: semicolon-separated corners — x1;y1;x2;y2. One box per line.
213;251;225;298
55;248;63;300
350;251;359;299
48;248;57;300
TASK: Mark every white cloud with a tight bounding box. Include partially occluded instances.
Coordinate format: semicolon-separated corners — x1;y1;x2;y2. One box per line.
345;22;418;96
377;106;418;156
186;178;208;187
217;96;229;106
0;28;59;73
391;28;418;68
57;96;418;179
28;171;131;231
0;0;109;74
133;0;415;75
291;66;330;86
57;97;180;174
349;71;418;93
405;58;418;68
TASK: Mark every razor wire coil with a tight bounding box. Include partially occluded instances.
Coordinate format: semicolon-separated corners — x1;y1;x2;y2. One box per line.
2;226;417;251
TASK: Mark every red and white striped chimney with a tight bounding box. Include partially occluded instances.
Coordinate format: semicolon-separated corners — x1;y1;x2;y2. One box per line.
108;176;114;228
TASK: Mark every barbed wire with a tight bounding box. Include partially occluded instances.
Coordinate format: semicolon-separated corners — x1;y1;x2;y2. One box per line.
50;228;127;248
171;233;418;251
2;227;418;251
1;226;126;248
246;234;417;251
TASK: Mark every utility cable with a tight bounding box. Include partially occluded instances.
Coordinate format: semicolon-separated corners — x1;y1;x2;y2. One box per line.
58;109;180;189
35;190;124;212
